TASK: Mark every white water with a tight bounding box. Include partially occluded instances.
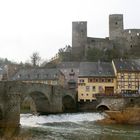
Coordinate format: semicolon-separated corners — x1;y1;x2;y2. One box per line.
20;113;104;127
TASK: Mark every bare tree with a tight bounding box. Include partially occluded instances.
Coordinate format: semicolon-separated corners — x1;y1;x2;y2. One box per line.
30;52;41;67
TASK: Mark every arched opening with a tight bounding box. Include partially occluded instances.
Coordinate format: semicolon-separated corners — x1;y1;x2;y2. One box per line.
97;105;110;112
21;96;36;114
21;91;50;115
62;95;76;112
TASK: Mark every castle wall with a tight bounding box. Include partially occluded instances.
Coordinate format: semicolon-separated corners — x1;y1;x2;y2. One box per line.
71;14;140;59
123;29;140;50
86;37;113;50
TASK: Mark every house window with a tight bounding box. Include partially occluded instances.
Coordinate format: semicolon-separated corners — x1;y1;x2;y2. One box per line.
128;74;131;79
108;79;113;82
81;94;84;96
92;94;95;97
92;86;96;91
86;86;90;92
88;78;93;83
79;79;84;83
101;79;105;82
99;86;103;92
121;83;125;88
95;78;98;82
128;83;132;88
86;94;89;96
121;73;124;79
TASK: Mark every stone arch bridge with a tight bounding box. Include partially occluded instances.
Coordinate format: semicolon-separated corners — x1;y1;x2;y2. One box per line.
0;81;77;127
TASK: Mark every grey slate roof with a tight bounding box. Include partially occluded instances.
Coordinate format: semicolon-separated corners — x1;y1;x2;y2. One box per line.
11;68;61;81
79;62;115;77
57;62;80;68
113;59;140;72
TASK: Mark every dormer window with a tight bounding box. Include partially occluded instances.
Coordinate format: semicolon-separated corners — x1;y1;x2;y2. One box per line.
18;74;21;78
27;74;30;78
37;74;39;78
54;73;58;78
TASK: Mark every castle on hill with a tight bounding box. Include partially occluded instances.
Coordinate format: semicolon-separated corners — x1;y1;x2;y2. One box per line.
59;14;140;61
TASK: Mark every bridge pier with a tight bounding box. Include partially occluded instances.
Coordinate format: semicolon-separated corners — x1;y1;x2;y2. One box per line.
0;82;21;128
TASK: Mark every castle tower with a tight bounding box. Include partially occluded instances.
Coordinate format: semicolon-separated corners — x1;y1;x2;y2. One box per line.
72;21;87;60
109;14;124;40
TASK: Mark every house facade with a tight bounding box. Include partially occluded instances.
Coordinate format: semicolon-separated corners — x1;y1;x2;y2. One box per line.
78;62;116;102
112;59;140;94
57;62;80;89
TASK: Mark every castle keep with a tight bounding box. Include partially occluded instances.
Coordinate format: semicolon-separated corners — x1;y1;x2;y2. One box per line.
72;14;140;60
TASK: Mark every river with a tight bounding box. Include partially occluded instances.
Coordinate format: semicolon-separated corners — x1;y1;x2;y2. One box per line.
19;113;140;140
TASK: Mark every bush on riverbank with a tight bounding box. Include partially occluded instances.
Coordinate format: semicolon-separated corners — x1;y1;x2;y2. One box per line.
97;107;140;124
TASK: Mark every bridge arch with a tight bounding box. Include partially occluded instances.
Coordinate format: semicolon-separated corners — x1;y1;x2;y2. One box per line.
62;95;76;112
96;104;110;111
21;91;50;114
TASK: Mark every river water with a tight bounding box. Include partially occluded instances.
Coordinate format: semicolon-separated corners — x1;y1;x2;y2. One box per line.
20;113;140;140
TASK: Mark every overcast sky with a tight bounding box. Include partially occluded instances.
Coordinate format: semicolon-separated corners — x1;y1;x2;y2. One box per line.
0;0;140;63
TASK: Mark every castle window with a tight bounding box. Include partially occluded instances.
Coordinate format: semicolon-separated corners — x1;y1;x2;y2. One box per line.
129;30;131;34
137;33;139;36
130;36;132;39
130;45;133;48
115;22;118;25
91;40;95;42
